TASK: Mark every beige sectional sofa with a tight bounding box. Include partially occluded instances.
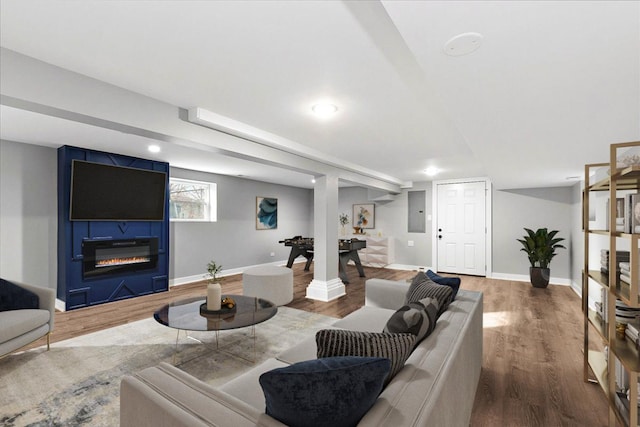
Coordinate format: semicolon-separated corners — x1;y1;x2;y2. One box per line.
0;280;56;358
120;278;483;427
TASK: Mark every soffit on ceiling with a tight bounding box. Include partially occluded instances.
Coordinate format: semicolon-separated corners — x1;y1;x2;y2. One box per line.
0;105;318;188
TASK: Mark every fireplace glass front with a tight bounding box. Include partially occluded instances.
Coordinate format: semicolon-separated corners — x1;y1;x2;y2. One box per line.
82;238;159;279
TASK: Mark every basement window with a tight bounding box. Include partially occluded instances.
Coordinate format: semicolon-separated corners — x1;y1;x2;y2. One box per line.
169;178;217;222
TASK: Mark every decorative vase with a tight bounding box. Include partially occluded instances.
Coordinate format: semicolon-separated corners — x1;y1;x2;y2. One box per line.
207;282;222;310
529;267;550;288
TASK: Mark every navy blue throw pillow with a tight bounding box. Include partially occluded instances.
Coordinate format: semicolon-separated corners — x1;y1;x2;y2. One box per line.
426;270;461;299
0;279;39;312
259;356;390;427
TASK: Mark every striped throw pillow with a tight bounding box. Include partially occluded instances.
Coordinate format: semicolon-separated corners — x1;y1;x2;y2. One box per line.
406;273;453;317
316;329;416;382
426;269;461;299
383;297;440;346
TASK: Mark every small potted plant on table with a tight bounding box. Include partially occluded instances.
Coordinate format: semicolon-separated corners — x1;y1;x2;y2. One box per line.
339;213;349;236
206;260;223;310
207;260;223;284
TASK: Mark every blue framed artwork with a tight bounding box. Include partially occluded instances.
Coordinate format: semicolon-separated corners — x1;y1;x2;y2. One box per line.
256;197;278;230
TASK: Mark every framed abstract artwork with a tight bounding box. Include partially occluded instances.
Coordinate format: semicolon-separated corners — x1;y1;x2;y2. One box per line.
353;203;375;229
256;197;278;230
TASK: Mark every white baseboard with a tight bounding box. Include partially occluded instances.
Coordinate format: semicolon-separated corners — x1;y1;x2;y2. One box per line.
490;272;571;286
56;264;579;309
370;265;573;288
171;261;573;290
169;258;303;287
385;264;434;272
170;273;209;287
171;262;428;291
55;259;302;309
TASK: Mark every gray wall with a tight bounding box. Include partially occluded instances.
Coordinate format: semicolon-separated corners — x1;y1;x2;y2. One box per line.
169;167;313;279
0;139;581;289
340;183;576;282
0;140;57;289
492;186;573;280
0;141;313;289
338;182;433;268
337;181;579;282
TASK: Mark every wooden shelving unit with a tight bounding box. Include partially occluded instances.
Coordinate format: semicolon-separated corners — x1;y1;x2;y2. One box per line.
584;141;640;427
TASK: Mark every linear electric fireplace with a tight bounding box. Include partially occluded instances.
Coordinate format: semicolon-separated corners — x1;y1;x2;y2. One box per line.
82;238;159;279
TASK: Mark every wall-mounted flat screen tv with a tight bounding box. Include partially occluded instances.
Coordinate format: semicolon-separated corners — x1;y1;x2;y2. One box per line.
70;160;167;221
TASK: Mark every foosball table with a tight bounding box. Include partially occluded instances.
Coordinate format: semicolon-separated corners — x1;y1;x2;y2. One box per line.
278;236;366;284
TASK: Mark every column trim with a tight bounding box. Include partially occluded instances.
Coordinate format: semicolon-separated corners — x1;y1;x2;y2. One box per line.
305;278;346;302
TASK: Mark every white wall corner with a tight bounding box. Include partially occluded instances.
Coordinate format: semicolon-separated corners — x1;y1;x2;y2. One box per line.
305;278;346;302
570;280;582;298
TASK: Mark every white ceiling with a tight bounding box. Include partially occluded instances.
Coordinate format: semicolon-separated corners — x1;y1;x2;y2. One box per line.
1;0;639;190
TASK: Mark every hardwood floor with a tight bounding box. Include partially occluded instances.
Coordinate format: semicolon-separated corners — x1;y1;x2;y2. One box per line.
463;275;609;427
36;263;608;426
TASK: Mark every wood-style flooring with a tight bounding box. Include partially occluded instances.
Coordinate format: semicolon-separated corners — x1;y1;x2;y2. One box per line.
32;263;608;426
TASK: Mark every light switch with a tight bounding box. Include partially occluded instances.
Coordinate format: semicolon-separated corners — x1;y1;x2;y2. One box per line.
408;240;414;247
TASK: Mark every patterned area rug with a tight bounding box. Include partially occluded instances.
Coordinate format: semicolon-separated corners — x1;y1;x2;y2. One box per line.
0;307;337;426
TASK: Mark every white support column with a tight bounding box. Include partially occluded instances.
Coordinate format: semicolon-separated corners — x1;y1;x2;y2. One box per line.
306;174;345;301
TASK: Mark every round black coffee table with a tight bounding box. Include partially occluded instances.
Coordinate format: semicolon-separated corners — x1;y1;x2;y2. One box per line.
154;294;277;362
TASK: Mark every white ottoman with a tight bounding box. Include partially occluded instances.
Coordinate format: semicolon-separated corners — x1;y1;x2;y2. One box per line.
242;266;293;306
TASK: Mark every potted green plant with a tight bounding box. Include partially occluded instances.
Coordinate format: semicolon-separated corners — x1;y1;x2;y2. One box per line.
206;260;223;284
339;213;349;236
517;228;566;288
206;260;223;311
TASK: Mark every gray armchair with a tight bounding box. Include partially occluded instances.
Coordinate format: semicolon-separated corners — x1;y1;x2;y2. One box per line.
0;280;56;358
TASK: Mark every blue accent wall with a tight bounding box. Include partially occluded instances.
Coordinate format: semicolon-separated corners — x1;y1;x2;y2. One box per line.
57;145;169;310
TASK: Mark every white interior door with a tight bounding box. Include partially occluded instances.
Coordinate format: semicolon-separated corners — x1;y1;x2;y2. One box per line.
437;181;486;276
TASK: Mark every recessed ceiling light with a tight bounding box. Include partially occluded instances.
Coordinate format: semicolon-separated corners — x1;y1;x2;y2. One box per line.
424;167;440;176
444;32;483;57
311;103;338;118
311;178;316;184
148;145;160;153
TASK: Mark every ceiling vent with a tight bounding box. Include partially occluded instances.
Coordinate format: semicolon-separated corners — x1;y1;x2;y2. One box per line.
444;32;483;57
